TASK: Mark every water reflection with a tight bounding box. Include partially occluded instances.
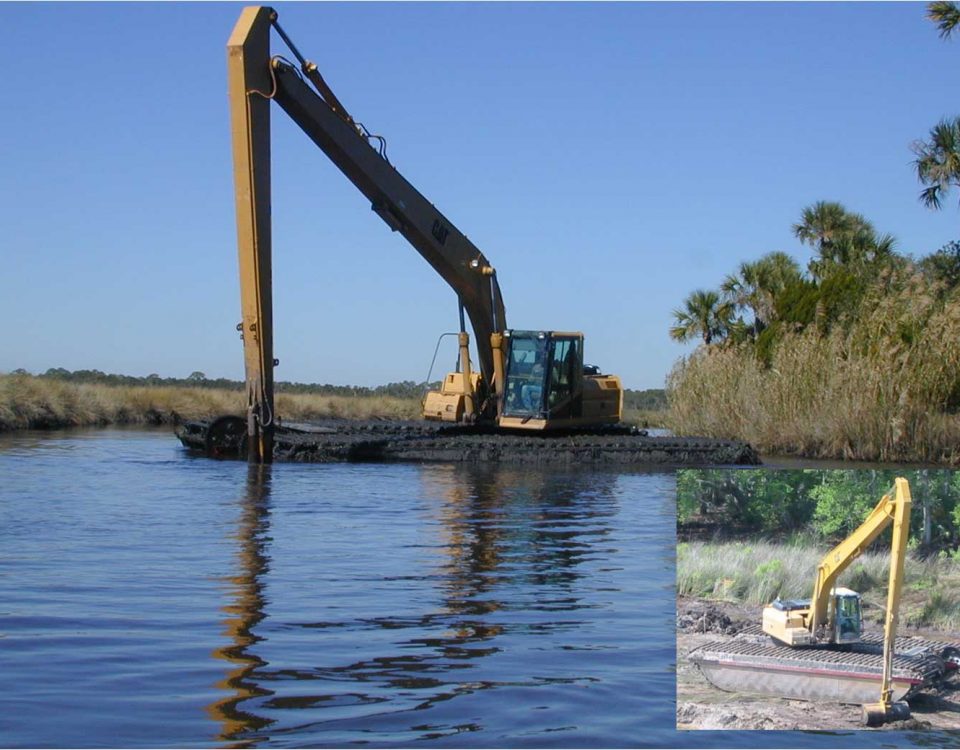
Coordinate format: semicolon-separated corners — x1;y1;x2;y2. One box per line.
429;465;621;612
207;465;274;745
208;465;626;743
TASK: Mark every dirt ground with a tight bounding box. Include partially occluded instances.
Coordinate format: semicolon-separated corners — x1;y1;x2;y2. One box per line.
676;596;960;731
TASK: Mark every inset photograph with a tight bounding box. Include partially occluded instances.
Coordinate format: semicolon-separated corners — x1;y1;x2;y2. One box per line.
676;469;960;731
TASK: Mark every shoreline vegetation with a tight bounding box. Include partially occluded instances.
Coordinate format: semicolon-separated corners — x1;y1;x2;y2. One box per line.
0;370;666;432
667;3;960;468
667;202;960;466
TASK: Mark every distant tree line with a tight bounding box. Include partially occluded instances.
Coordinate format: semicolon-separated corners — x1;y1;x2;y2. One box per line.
8;367;666;409
11;368;431;400
623;388;666;411
677;469;960;556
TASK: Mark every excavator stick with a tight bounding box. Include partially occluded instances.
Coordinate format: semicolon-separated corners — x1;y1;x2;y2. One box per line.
227;6;275;463
861;477;913;726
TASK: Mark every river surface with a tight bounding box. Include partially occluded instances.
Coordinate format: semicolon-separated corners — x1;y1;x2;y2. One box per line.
0;428;955;748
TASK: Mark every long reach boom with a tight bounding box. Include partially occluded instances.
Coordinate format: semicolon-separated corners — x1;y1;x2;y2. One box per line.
227;7;622;463
228;6;507;460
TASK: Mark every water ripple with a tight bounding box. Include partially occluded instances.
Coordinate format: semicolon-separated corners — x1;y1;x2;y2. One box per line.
0;430;938;748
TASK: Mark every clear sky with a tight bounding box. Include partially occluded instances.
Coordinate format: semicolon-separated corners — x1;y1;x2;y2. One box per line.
1;2;957;390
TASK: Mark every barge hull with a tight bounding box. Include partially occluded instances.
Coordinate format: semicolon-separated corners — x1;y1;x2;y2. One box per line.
689;633;957;704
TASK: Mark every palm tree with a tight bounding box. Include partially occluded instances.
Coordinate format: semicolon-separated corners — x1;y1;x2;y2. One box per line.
793;202;896;279
722;253;803;337
754;251;803;326
824;229;899;271
912;116;960;210
928;1;960;39
792;201;869;253
721;261;763;321
669;289;731;346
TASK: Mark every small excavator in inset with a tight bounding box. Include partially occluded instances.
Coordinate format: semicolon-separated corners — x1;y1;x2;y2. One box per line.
226;7;622;462
691;478;960;727
762;477;913;725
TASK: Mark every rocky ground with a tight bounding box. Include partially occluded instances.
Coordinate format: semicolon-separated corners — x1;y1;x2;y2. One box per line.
676;596;960;731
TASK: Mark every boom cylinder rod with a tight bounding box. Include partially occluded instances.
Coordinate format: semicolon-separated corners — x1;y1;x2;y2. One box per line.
271;14;354;123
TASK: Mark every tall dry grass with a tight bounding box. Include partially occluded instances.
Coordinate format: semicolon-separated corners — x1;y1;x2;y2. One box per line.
677;540;891;605
0;373;421;431
677;540;960;631
667;272;960;464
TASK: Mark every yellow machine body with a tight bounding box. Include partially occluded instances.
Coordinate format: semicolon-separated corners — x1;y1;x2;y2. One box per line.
762;587;862;647
424;329;623;431
496;371;623;431
762;480;911;650
423;371;482;423
762;603;815;647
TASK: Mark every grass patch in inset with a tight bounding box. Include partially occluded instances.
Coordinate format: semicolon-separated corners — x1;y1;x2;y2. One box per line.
677;540;960;633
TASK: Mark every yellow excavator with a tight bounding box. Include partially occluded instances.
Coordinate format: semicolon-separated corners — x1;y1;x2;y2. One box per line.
690;478;960;727
761;477;913;725
227;7;622;461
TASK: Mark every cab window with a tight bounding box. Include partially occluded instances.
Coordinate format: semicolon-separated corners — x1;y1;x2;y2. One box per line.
503;337;547;416
546;337;580;412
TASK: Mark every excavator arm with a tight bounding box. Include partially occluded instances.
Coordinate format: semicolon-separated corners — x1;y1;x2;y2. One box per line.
269;58;507;386
227;7;507;461
808;478;911;636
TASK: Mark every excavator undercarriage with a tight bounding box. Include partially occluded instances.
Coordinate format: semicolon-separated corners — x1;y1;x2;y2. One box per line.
177;416;760;465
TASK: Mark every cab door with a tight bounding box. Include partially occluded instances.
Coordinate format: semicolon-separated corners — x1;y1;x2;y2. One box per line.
833;594;863;644
544;336;583;418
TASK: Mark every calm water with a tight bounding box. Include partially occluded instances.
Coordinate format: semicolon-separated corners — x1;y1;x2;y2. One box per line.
0;429;954;748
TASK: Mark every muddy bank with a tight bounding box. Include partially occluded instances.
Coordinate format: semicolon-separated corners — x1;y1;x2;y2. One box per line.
178;418;760;466
676;597;960;731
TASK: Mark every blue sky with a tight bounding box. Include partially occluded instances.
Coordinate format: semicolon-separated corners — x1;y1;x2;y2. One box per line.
1;2;957;390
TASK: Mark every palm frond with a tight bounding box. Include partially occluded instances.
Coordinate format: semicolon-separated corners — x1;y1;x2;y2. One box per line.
928;1;960;39
912;116;960;210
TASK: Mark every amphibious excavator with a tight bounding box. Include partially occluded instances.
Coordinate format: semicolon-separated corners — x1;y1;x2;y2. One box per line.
690;478;960;726
226;7;622;462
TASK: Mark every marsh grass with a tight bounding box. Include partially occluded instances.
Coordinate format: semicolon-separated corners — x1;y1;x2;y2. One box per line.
2;372;662;431
666;273;960;464
677;540;960;631
0;373;421;430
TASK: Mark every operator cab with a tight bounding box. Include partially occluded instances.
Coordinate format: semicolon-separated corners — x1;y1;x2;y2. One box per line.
501;330;583;421
831;587;863;644
763;586;863;646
